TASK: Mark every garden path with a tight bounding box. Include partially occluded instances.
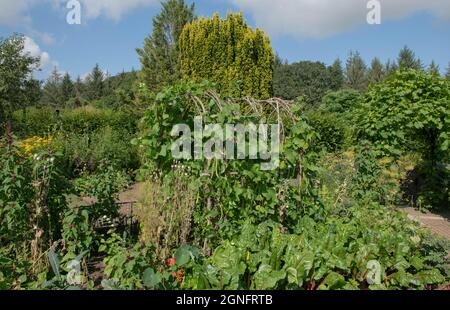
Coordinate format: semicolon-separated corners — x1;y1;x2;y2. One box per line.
401;206;450;240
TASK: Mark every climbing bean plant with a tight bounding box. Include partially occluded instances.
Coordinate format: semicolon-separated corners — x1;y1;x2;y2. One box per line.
135;81;323;250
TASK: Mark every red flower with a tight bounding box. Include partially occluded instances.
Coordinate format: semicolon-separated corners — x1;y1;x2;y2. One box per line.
168;257;176;266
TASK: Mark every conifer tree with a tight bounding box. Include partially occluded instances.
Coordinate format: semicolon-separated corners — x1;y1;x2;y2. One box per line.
427;61;440;75
385;59;398;76
73;76;84;107
397;46;423;70
329;58;344;90
446;62;450;80
367;58;385;85
41;67;64;106
86;64;105;100
345;51;367;91
61;72;74;103
137;0;195;92
179;12;274;99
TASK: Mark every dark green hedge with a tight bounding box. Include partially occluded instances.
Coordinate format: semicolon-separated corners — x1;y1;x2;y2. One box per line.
12;106;139;138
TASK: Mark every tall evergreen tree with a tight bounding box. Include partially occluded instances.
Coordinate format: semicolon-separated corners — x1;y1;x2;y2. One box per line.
24;77;42;108
73;76;84;107
328;58;344;90
137;0;195;91
41;67;64;106
446;62;450;80
345;51;367;91
367;58;385;85
180;12;274;99
61;72;75;103
274;54;286;70
385;59;398;76
86;64;105;100
397;46;423;70
427;61;440;75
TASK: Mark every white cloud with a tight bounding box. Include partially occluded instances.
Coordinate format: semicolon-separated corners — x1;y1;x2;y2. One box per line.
23;36;58;71
0;0;55;48
0;0;159;27
228;0;450;39
36;32;55;45
0;0;37;26
77;0;159;21
2;0;449;40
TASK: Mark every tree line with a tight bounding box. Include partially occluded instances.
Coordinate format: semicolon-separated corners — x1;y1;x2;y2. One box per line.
1;0;450;129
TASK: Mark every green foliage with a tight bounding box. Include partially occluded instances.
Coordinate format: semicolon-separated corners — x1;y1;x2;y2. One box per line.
446;62;450;80
0;34;40;129
0;143;69;244
0;140;72;288
53;126;139;176
306;89;362;152
137;0;195;92
427;61;440;76
358;69;449;209
41;68;66;107
328;59;345;90
179;12;274;99
39;250;89;290
398;46;423;71
13;106;138;138
345;51;367;91
350;142;398;204
84;64;106;101
358;70;449;162
73;167;129;219
367;58;386;85
95;71;138;110
61;208;93;261
307;111;346;153
412;161;449;211
100;232;157;290
184;206;449;290
321;89;362;115
136;82;322;249
274;61;338;105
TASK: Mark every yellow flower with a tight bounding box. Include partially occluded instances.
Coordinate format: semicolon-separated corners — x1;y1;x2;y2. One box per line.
17;136;52;157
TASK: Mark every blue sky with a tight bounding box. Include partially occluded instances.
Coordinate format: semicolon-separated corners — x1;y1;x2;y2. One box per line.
0;0;449;80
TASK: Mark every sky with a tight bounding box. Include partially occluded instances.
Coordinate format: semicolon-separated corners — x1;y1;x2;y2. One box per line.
0;0;449;80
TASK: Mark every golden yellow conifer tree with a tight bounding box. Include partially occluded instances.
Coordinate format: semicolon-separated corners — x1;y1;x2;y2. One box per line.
179;12;274;99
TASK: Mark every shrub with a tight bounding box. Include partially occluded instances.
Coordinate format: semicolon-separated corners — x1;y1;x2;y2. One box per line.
358;69;449;161
321;89;362;115
12;107;58;138
99;232;157;290
12;106;138;138
52;126;139;176
179;13;274;98
357;70;450;209
307;110;347;152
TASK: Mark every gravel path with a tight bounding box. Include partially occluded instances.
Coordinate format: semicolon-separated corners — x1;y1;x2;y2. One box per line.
400;206;450;240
